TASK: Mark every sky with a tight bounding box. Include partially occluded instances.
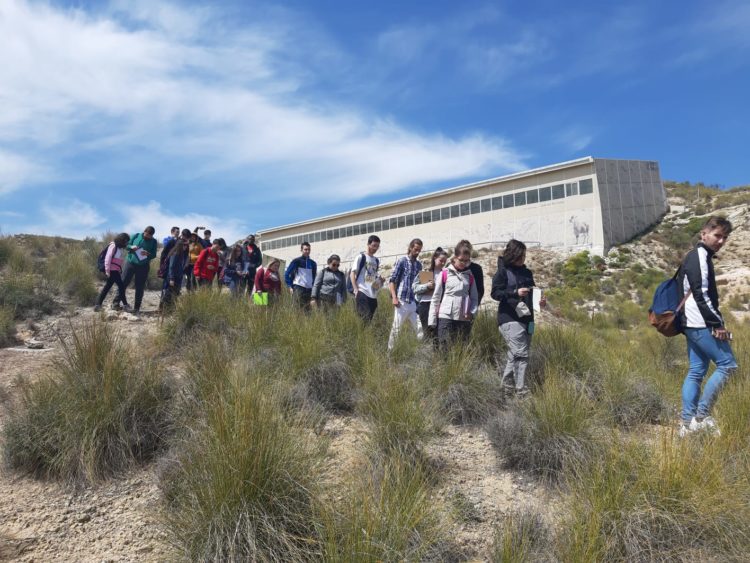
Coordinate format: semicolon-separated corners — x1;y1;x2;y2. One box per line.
0;0;748;243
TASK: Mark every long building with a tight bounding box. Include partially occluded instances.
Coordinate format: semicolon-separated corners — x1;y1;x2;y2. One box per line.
258;157;667;264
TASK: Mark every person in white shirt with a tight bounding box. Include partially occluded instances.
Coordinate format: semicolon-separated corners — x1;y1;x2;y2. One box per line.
350;235;384;323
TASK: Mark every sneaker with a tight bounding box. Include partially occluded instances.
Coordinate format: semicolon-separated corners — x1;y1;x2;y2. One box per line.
700;416;721;436
122;304;133;313
93;305;101;312
678;422;693;438
132;308;141;316
688;417;703;432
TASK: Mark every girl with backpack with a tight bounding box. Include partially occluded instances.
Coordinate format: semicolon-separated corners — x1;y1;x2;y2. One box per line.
414;247;448;345
490;239;546;399
311;254;347;312
223;244;248;296
428;244;478;349
94;233;131;312
160;240;188;310
185;232;203;291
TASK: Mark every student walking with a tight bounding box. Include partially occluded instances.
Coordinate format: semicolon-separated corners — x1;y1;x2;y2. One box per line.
162;226;179;247
284;242;317;309
413;247;448;343
115;226;157;314
160;240;188;310
95;233;131;312
457;239;485;304
491;239;546;399
253;259;282;304
243;235;263;294
350;235;384;323
223;244;248;295
194;240;222;287
312;255;347;311
186;232;203;291
678;216;737;437
387;238;424;351
429;245;479;348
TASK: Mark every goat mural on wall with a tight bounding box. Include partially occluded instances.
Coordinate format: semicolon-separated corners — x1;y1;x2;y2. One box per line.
569;215;590;245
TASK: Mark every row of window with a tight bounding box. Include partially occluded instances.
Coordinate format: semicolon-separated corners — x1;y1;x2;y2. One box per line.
261;178;594;251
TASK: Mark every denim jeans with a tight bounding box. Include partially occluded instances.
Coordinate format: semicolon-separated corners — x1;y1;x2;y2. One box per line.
681;327;737;422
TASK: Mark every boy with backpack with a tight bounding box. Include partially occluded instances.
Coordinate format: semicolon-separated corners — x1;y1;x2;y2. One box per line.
349;235;383;323
677;216;737;437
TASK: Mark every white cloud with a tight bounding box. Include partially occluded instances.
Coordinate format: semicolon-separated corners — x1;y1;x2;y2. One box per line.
120;201;249;246
0;0;525;202
0;149;47;195
16;198;107;238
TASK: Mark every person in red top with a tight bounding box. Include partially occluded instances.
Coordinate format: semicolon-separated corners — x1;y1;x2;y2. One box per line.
194;239;222;287
253;259;282;299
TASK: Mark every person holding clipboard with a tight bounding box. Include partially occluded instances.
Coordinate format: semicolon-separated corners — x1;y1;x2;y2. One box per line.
114;226;157;315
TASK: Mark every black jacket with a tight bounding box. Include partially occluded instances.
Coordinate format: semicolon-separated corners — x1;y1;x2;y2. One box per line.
490;259;536;325
679;242;723;329
469;262;485;304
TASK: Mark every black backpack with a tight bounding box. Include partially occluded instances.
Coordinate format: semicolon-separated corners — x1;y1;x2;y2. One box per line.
346;253;379;294
97;244;110;273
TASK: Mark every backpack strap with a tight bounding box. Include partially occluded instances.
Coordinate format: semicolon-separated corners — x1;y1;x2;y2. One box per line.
356;252;367;278
441;268;447;285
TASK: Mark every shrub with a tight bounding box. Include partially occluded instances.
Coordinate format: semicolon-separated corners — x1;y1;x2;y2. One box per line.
559;438;750;561
528;325;597;383
320;453;445;562
162;289;254;342
293;359;357;414
490;506;552;563
0;272;57;319
45;250;98;305
0;305;15;347
486;376;598;480
600;375;669;428
159;376;325;561
469;310;501;365
2;321;173;483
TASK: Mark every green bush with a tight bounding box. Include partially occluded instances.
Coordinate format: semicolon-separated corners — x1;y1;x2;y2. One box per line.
0;272;57;319
159;375;325;561
2;321;173;483
0;305;15;347
490;506;552;563
45;250;98;305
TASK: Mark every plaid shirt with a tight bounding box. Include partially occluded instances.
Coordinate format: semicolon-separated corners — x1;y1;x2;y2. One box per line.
389;255;422;304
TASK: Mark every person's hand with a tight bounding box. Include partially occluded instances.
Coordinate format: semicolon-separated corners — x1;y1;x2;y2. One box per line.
310;299;317;308
540;296;547;308
713;327;731;341
289;288;294;294
392;296;401;307
518;287;530;298
427;280;435;290
465;312;473;321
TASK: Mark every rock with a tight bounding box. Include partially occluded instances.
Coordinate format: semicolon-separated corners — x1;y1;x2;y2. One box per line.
77;514;92;524
122;313;141;323
24;339;44;349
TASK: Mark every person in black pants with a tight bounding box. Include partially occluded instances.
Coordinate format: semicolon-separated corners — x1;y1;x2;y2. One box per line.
95;233;131;312
116;226;157;314
243;234;263;295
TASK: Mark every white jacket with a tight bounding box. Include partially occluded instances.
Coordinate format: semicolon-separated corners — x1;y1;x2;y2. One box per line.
428;265;478;326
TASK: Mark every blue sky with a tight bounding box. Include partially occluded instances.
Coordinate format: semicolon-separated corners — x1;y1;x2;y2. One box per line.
0;0;748;242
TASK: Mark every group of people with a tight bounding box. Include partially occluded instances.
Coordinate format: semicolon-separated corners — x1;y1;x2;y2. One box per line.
93;214;739;425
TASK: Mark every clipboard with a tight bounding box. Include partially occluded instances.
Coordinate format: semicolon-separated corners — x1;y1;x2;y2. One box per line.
418;271;433;284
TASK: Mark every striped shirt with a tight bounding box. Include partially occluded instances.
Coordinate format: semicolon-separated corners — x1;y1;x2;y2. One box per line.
389;256;422;304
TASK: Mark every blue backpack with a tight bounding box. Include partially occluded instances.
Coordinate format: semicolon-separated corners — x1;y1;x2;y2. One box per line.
648;269;690;337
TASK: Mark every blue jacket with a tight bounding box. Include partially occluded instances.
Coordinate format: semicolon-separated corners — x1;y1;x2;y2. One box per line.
165;254;187;288
284;256;317;289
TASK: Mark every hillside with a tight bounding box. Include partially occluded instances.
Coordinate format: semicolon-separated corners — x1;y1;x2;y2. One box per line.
0;181;749;561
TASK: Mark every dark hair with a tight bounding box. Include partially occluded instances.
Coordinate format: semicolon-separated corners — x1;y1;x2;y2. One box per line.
203;229;212;236
144;226;155;235
408;238;423;250
212;238;223;247
367;235;380;245
453;243;472;258
702;216;733;235
114;232;130;247
327;254;341;265
457;239;473;251
301;241;311;249
217;238;226;249
171;226;179;234
180;228;191;239
168;240;186;258
429;247;449;272
502;239;527;266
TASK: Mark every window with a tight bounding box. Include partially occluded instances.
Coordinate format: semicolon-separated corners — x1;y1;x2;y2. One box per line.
423;211;432;224
565;182;578;197
526;189;539;204
539;186;551;202
374;221;382;231
503;194;515;208
470;200;481;214
515;192;526;206
451;205;460;218
320;231;327;241
313;232;321;242
481;198;491;212
327;230;334;240
460;203;470;216
353;224;360;236
390;217;398;229
433;209;442;221
414;212;422;225
552;184;565;200
397;216;405;228
441;207;450;220
333;229;340;239
365;222;372;233
579;178;593;194
405;214;414;227
346;226;353;237
492;196;503;210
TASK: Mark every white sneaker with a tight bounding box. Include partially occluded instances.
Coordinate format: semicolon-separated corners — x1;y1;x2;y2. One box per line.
700;416;721;436
678;420;696;438
688;417;703;432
